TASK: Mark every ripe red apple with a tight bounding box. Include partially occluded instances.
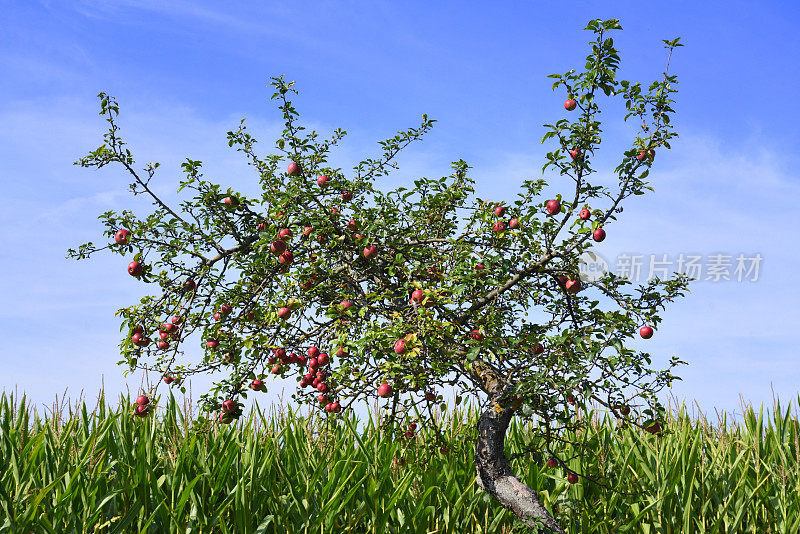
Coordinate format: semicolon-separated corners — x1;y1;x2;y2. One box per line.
127;261;143;277
271;363;282;374
567;473;579;484
394;339;407;354
547;457;558;468
546;199;561;215
308;357;318;370
353;232;364;240
316;175;329;188
159;331;170;340
222;196;238;208
206;339;219;350
158;340;170;350
470;330;484;342
404;430;414;439
646;422;661;434
508;218;519;229
270;240;287;256
620;405;631;416
135;395;149;405
347;219;358;231
640;326;654;339
409;422;417;431
568;394;576;405
492;221;505;232
132;325;144;334
219;413;234;424
115;229;131;244
307;346;320;359
275;348;287;360
564;99;577;111
163;376;175;384
131;332;143;345
339;300;353;311
565;279;582;293
411;289;424;303
425;391;436;402
330;401;341;413
213;312;221;322
341;190;353;201
579;208;591;220
287;161;302;176
637;149;656;161
220;304;232;316
377;383;393;398
184;279;196;291
494;205;506;217
250;379;264;391
134;404;150;417
278;251;294;265
171;315;182;325
569;148;582;160
335;347;348;358
592;228;606;242
302;226;314;237
330;207;340;218
278;228;293;241
317;383;329;394
317;352;329;366
533;343;544;355
317;394;329;404
277;307;291;320
363;245;378;259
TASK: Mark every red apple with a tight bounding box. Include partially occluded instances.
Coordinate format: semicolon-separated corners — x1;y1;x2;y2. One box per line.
579;208;591;220
592;228;606;242
134;404;150;417
330;207;340;218
470;330;484;342
131;332;143;345
317;352;329;366
219;413;234;424
287;161;302;176
307;346;320;359
565;279;582;293
347;219;358;231
547;457;558;468
316;175;329;188
213;312;221;322
222;196;238;208
492;221;505;232
220;304;232;316
335;347;348;358
353;232;364;240
277;307;291;320
127;261;142;277
546;199;561;215
363;245;378;259
645;422;661;434
508;218;519;229
308;357;318;370
278;251;294;265
158;340;170;350
115;229;131;244
339;300;352;311
567;473;579;484
171;315;182;325
377;383;393;398
317;394;329;404
411;289;424;303
270;240;287;256
568;394;576;405
564;99;577;111
303;226;314;237
341;190;353;201
620;405;631;416
206;340;219;350
184;279;196;291
221;400;236;414
640;326;654;339
330;401;341;413
250;379;264;391
569;148;581;160
394;339;407;354
135;395;149;405
404;430;414;439
532;343;544;355
317;383;329;394
278;228;293;241
163;376;175;384
271;364;282;374
494;205;506;217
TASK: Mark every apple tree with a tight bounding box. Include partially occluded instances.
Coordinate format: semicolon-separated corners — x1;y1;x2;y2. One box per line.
70;19;688;533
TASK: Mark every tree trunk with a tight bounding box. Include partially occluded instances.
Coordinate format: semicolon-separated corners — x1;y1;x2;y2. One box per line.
475;400;566;534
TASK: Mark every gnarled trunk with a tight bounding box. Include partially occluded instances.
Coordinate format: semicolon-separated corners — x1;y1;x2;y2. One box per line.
474;400;566;534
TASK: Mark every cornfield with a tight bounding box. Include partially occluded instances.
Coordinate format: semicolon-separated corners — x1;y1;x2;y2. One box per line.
1;389;798;533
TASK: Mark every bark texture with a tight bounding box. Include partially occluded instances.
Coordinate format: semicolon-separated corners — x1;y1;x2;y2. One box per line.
475;400;566;534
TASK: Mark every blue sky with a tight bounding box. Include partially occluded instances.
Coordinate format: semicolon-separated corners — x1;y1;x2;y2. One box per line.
2;1;798;428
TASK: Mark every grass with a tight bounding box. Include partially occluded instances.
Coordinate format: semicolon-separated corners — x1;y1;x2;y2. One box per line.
0;389;798;533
